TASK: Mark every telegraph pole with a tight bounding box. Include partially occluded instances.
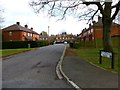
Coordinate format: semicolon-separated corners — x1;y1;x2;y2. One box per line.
48;26;50;36
48;26;50;45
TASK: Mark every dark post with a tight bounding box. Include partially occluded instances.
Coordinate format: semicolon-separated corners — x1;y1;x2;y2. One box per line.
100;50;102;64
111;52;114;69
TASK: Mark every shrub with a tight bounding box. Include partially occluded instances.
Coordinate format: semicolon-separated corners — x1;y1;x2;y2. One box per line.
73;42;81;49
37;40;49;47
2;41;28;49
69;42;81;49
2;40;49;49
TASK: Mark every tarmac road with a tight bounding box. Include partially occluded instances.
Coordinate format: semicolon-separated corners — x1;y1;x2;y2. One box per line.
2;44;72;88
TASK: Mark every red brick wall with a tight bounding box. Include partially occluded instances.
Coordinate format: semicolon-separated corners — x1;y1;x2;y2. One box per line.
3;31;25;41
94;27;103;39
79;24;120;42
111;26;120;36
32;34;39;41
21;32;25;40
94;25;120;39
3;31;40;41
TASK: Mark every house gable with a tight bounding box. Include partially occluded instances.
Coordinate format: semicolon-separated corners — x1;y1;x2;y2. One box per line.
2;22;39;41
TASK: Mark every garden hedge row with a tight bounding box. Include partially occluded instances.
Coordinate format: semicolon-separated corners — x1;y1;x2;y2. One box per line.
2;40;49;49
70;37;119;49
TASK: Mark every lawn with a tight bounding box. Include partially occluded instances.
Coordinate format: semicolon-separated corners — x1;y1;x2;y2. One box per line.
75;48;119;73
0;48;35;57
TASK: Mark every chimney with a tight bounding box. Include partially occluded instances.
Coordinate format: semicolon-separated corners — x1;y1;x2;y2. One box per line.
25;25;28;28
89;23;91;27
16;22;20;25
31;27;33;30
92;21;96;25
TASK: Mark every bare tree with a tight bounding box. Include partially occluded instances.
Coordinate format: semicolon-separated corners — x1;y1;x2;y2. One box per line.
29;0;120;52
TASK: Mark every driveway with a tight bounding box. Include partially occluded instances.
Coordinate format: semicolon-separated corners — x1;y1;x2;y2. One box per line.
2;44;72;88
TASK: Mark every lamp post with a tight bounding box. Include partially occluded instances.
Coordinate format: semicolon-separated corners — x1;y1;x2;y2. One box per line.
48;26;50;36
48;26;50;45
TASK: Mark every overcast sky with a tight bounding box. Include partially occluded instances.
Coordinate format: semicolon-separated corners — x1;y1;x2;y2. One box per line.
0;0;91;35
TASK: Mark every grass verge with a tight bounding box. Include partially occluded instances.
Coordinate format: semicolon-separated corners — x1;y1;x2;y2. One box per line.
75;48;119;73
0;48;36;57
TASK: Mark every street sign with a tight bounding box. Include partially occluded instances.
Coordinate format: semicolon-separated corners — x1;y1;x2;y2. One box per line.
101;51;112;58
100;50;114;69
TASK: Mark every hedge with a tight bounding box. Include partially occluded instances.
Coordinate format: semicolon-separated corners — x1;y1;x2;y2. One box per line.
2;40;49;49
75;36;119;48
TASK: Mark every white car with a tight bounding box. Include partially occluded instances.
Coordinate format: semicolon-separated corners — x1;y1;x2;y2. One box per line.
64;41;67;44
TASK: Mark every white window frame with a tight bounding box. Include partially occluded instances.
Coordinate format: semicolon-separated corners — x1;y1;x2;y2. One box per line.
24;32;26;36
9;32;12;36
91;29;93;33
88;30;91;34
28;33;30;36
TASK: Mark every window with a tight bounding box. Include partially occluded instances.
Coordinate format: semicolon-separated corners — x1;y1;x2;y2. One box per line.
9;32;12;36
24;32;26;36
91;29;93;32
88;30;91;34
28;33;30;36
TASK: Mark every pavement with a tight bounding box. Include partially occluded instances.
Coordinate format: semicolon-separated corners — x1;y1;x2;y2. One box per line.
61;49;118;90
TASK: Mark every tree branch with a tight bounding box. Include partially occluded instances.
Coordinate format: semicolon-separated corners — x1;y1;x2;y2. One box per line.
61;1;82;8
48;1;56;15
78;9;95;18
111;1;120;20
87;9;99;23
111;1;120;8
112;6;120;20
83;2;104;15
30;0;119;22
58;7;69;20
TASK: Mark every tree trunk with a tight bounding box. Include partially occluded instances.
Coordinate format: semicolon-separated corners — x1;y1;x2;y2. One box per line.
102;2;113;52
102;18;113;52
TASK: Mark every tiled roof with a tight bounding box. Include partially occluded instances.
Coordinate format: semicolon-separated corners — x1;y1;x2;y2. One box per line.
31;30;39;35
2;24;32;33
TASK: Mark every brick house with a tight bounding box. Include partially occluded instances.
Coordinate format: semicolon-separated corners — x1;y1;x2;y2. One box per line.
79;16;120;42
39;31;48;40
49;33;76;43
2;22;39;41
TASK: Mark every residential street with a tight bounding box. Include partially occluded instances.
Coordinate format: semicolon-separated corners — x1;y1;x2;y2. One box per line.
2;44;72;88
